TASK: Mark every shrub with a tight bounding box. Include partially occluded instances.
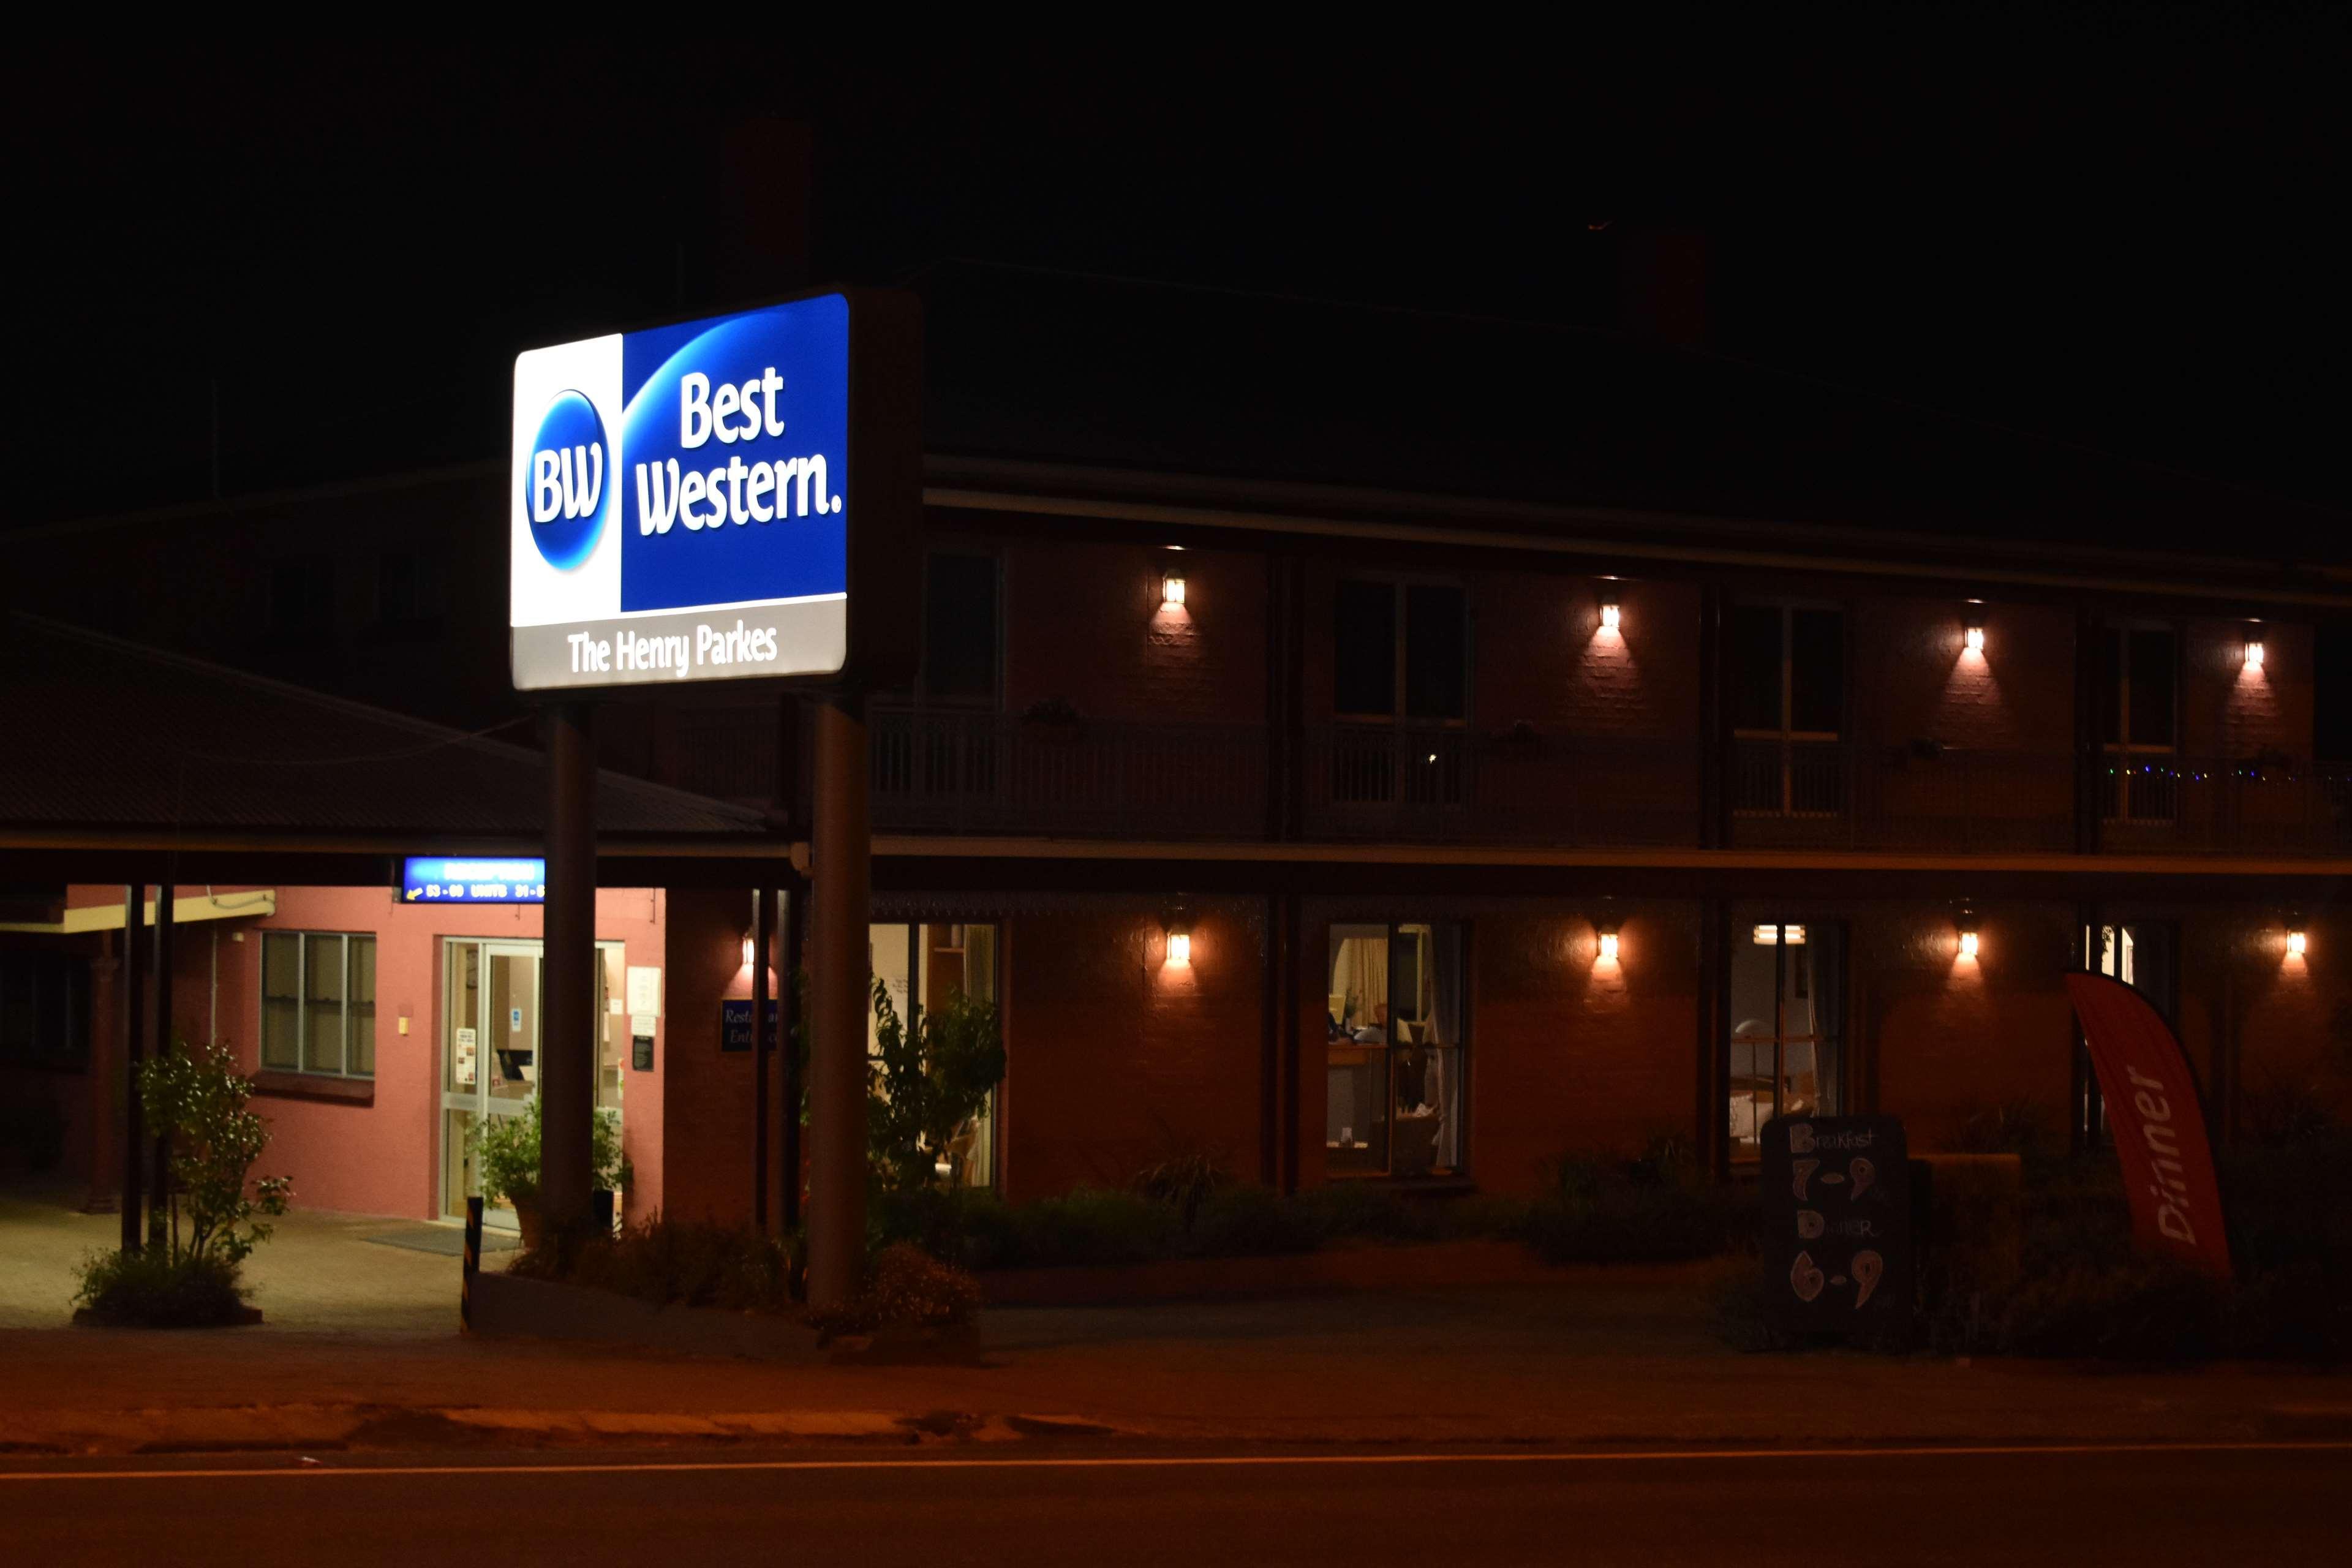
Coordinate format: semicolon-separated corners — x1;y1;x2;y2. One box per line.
472;1096;628;1207
998;1187;1178;1268
1185;1185;1323;1257
1133;1147;1232;1232
809;1243;983;1337
1520;1139;1749;1265
75;1247;249;1328
867;981;1005;1194
1294;1182;1444;1243
511;1216;797;1314
138;1038;291;1267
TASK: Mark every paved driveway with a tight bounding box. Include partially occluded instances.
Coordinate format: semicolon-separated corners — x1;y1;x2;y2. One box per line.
0;1183;496;1335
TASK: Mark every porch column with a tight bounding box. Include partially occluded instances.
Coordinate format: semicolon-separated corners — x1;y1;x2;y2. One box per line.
806;693;870;1310
148;879;175;1247
751;886;773;1232
540;701;597;1242
119;885;145;1253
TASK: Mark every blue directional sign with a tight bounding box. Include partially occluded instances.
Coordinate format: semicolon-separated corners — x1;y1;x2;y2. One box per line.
401;858;548;905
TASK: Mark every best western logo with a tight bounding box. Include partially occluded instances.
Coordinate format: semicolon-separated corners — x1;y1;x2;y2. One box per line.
524;391;610;571
631;367;840;533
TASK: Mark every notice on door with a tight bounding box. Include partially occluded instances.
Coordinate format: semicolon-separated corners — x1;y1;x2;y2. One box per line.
627;965;663;1017
454;1027;478;1088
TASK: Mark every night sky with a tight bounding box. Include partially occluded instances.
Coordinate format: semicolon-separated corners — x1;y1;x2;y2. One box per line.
10;20;2350;542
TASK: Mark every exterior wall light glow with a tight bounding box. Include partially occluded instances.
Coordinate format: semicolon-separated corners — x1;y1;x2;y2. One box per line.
741;933;756;968
1599;583;1622;633
2287;929;2307;957
1963;603;1986;654
1161;574;1187;611
1752;923;1807;946
2243;628;2264;670
1163;907;1193;967
1596;920;1620;963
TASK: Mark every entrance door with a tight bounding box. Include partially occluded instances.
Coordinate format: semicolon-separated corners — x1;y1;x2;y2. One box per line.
442;941;541;1228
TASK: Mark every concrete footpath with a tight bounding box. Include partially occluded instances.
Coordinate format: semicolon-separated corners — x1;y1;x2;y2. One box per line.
4;1267;2348;1457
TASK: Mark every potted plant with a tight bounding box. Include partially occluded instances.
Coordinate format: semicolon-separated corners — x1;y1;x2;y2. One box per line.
473;1098;630;1249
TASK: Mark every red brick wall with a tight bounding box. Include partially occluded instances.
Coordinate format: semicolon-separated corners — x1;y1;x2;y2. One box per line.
998;905;1264;1201
1863;901;2079;1152
2230;907;2352;1130
1468;909;1698;1194
657;884;778;1225
1856;598;2075;752
1000;538;1267;724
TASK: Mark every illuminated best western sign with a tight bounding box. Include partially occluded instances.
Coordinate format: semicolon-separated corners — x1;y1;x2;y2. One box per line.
402;858;547;904
510;291;919;692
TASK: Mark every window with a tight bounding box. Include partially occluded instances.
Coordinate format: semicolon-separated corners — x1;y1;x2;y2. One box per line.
1325;921;1464;1179
922;553;1000;704
867;921;1000;1187
0;952;89;1069
1332;581;1468;809
2314;622;2352;761
2098;627;2177;823
372;551;445;634
260;932;374;1077
1334;580;1466;721
1732;606;1845;815
1728;919;1843;1160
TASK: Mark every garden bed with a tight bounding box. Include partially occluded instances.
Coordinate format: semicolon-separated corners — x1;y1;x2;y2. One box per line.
978;1238;1564;1307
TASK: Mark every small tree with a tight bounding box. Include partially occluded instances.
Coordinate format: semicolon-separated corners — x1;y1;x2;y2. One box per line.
866;979;1005;1193
139;1039;292;1266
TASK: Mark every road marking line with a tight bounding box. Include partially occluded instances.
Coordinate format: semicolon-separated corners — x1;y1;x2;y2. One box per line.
2;1439;2349;1483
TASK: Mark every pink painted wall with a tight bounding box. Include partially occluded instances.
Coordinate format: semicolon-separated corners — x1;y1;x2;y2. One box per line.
61;883;669;1222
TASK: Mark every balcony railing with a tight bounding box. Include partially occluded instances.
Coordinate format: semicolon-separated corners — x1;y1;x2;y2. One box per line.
1303;725;1702;845
674;706;2352;856
869;707;1267;839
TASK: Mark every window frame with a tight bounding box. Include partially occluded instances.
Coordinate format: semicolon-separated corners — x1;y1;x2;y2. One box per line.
1729;603;1845;747
259;930;375;1080
1322;917;1469;1182
1726;916;1847;1163
2098;623;2180;826
865;918;1003;1189
1333;575;1471;726
0;951;91;1071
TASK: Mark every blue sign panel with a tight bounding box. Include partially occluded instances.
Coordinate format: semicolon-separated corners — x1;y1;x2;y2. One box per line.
720;998;782;1053
402;858;548;905
510;294;855;691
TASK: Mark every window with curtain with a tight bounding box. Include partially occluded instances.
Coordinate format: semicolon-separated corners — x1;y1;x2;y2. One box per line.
258;931;375;1077
1326;921;1464;1179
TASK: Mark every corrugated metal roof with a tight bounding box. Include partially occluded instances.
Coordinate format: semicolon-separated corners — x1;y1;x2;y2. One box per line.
0;614;770;840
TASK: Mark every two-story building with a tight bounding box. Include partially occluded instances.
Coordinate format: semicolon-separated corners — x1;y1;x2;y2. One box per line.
6;266;2347;1223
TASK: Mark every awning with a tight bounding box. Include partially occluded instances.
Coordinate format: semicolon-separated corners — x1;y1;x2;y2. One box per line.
0;889;277;935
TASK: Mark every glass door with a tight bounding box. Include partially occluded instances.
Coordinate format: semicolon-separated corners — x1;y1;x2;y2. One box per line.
442;940;541;1228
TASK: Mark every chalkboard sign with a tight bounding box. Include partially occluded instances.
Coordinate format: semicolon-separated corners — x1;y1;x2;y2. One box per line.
1759;1114;1913;1341
720;998;780;1053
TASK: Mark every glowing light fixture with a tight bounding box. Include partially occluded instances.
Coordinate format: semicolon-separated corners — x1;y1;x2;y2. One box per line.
1596;919;1621;963
741;933;756;968
1161;574;1187;611
1164;906;1193;967
2288;927;2307;957
1599;582;1622;633
1964;603;1986;654
1752;923;1807;946
2243;627;2264;670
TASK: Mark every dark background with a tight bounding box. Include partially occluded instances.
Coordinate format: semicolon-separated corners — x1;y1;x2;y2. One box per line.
7;17;2349;539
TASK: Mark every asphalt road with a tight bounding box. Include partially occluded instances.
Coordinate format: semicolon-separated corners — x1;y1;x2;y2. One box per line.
6;1441;2346;1566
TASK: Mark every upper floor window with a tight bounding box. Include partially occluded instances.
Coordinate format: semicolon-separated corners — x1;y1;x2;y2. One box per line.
921;552;1000;705
260;931;375;1078
1731;606;1844;739
2315;621;2352;761
372;551;445;636
2098;627;2176;755
1335;580;1466;722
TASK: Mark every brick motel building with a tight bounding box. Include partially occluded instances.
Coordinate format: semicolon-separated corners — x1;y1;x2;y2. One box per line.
4;269;2349;1228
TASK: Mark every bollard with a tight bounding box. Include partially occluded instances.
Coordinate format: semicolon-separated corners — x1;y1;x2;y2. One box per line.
461;1195;483;1333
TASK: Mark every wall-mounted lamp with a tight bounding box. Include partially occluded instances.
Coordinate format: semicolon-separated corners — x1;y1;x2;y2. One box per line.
2287;928;2307;958
1163;907;1193;967
1595;919;1621;963
1752;923;1807;946
1161;574;1188;612
741;932;757;968
1599;582;1622;633
1956;906;1980;961
1963;603;1986;654
2243;626;2265;671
